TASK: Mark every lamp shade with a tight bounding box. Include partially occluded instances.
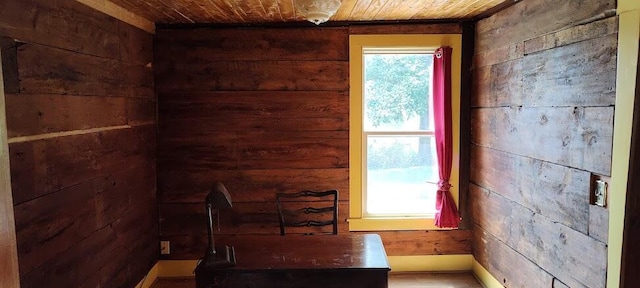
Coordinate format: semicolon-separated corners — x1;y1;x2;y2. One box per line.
294;0;341;25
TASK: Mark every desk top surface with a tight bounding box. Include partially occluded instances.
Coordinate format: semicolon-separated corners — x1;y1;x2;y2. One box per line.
200;233;390;271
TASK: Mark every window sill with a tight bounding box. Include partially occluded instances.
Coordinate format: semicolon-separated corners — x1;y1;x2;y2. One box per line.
347;217;455;231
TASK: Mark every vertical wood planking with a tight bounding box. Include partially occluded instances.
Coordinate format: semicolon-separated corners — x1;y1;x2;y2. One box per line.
471;1;618;287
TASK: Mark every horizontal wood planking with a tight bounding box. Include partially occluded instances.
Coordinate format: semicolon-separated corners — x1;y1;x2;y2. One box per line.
160;116;347;134
161;229;471;260
378;230;471;256
2;1;158;285
522;33;618;107
158;169;349;203
9;125;156;204
470;184;607;288
155;23;470;260
474;20;618;108
470;145;591;234
159;202;350;236
471;106;614;176
159;131;348;170
523;16;619;55
13;161;155;275
475;0;615;53
19;202;157;288
6;94;128;138
159;91;348;126
155;60;349;93
473;42;524;68
17;43;154;98
472;224;554;288
0;0;121;59
588;205;609;244
471;59;523;107
118;21;154;65
471;0;615;286
155;28;349;61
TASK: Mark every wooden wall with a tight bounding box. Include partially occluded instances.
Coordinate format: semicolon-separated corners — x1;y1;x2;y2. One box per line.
0;0;158;287
470;0;616;287
155;23;471;260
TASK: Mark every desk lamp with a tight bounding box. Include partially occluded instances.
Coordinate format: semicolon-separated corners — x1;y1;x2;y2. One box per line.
203;182;236;268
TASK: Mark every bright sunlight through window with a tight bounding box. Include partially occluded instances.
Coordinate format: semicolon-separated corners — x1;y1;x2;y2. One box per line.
363;50;438;217
348;34;461;231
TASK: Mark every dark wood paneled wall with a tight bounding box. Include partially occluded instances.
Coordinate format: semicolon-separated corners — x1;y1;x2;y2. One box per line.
470;0;616;287
155;23;471;260
0;0;158;287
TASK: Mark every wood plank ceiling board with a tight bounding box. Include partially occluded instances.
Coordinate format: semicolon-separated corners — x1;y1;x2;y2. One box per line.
106;0;510;24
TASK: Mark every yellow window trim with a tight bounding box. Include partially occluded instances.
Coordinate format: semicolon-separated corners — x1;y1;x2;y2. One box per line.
348;34;462;231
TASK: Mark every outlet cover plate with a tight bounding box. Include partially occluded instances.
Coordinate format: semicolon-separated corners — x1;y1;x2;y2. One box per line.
594;180;607;207
160;241;170;255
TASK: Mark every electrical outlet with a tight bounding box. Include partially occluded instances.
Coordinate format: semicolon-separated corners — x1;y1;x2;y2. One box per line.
160;241;170;255
594;180;607;207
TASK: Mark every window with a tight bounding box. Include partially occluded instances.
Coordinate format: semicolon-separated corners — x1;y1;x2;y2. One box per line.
349;35;462;231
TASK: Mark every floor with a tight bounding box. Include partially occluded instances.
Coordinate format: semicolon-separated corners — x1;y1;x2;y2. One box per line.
150;272;483;288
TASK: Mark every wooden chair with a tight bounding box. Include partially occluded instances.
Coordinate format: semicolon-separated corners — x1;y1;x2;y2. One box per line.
276;190;339;235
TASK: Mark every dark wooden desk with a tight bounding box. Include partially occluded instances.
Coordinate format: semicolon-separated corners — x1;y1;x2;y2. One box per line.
195;233;390;288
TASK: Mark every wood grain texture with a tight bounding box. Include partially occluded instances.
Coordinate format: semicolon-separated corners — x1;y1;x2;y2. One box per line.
159;169;349;203
524;16;619;55
155;28;349;61
159;202;350;236
470;184;607;288
10;126;156;204
471;59;523;107
17;43;154;98
472;224;553;288
160;229;471;261
6;94;128;138
158;91;348;132
522;33;618;107
0;0;121;58
470;145;591;233
155;60;349;93
155;23;469;261
0;41;20;288
472;3;616;286
471;106;614;176
108;0;504;24
476;0;615;53
1;1;158;286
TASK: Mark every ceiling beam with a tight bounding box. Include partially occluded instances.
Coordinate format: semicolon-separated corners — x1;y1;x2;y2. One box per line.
75;0;155;34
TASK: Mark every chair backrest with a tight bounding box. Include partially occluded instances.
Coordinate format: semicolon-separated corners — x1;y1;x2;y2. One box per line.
275;189;339;236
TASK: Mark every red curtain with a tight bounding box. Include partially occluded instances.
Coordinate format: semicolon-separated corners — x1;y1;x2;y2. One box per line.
432;47;460;228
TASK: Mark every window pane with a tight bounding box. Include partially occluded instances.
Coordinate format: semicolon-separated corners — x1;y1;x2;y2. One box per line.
365;136;438;216
363;54;434;132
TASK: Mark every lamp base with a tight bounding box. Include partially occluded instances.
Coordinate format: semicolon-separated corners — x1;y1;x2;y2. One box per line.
203;245;236;269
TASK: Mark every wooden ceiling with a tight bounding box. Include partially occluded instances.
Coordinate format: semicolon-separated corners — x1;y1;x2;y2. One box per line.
107;0;509;25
